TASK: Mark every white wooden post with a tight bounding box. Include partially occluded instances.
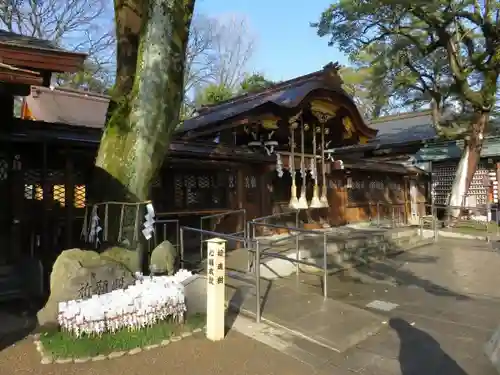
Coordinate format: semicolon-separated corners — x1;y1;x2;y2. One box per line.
206;237;226;341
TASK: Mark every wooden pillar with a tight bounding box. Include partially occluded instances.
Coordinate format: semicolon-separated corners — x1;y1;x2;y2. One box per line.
259;165;272;219
64;152;75;248
9;153;23;261
235;168;245;248
41;142;50;262
403;176;410;224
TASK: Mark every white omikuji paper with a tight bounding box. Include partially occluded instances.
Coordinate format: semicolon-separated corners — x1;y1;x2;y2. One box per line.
146;203;155;217
57;269;193;337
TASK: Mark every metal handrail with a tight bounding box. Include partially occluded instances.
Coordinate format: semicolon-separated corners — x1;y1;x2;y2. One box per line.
180;225;327;324
200;209;247;260
246;221;328;306
153;218;180;249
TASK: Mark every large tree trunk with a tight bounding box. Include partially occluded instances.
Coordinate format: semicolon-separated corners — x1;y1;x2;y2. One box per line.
94;0;195;202
88;0;195;265
446;112;489;222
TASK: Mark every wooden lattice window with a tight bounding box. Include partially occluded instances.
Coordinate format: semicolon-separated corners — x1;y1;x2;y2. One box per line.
173;171;229;210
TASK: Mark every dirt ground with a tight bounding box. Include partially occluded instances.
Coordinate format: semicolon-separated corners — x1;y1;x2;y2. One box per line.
0;330;327;375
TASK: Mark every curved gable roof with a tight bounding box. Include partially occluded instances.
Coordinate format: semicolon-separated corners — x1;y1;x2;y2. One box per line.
178;63;377;138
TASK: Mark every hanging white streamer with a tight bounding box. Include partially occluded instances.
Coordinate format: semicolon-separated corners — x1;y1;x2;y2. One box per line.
88;206;102;247
276;153;283;178
309;158;316;182
142;203;156;240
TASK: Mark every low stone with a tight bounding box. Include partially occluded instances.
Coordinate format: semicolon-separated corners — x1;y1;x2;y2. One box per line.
91;355;107;361
170;336;181;342
100;246;140;273
192;328;202;333
32;333;40;340
160;339;170;346
150;240;177;275
181;331;192;338
145;344;159;351
108;351;126;359
41;356;53;365
74;357;91;364
128;347;142;355
55;358;73;364
37;248;135;326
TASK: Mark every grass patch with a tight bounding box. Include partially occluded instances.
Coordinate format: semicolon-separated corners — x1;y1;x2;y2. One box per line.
39;313;205;359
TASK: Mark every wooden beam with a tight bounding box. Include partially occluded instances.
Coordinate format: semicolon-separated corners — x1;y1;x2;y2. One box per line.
0;45;86;73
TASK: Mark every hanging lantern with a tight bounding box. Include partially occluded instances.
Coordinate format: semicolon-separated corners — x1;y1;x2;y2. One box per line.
310;125;322;208
247;128;262;149
264;130;278;155
296;121;309;209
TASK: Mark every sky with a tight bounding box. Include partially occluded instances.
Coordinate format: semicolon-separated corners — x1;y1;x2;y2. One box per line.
195;0;348;82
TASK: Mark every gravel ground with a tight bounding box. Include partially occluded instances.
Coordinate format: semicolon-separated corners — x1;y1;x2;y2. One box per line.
0;331;325;375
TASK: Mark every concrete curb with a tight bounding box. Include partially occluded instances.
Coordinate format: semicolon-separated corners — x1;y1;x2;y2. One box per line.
33;325;206;365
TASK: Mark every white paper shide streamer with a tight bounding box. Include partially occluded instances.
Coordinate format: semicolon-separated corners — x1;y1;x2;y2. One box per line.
142;203;155;240
57;270;193;337
88;206;102;247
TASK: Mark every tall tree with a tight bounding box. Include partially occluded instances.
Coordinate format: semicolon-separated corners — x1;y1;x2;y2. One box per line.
181;14;256;117
239;73;275;94
95;0;195;204
210;15;255;90
194;83;234;107
313;0;500;219
193;72;276;108
0;0;115;91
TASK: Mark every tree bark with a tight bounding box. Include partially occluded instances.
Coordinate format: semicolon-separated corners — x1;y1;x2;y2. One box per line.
92;0;195;203
446;112;489;222
87;0;195;264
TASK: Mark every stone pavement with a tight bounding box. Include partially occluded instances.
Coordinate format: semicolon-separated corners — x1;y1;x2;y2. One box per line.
267;238;500;374
225;271;386;353
0;329;334;375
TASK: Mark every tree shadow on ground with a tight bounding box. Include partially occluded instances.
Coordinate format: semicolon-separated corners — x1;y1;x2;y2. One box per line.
390;318;468;375
296;226;472;300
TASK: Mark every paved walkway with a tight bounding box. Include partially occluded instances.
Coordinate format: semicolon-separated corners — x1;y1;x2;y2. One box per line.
0;329;331;375
272;238;500;374
1;238;499;375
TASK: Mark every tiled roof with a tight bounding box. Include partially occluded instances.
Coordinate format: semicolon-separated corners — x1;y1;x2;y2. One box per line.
0;30;64;52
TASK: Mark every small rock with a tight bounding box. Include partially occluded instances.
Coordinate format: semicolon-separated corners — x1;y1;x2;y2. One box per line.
170;336;181;342
160;339;170;346
74;357;91;364
192;328;202;333
108;351;126;359
181;331;192;338
32;333;41;340
91;355;107;361
55;358;73;364
144;344;159;350
128;347;142;355
41;357;53;365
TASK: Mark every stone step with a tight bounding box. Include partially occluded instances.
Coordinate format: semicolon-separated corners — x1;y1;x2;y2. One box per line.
256;228;431;280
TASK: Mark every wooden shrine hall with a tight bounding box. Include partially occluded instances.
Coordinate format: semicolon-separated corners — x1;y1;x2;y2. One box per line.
177;62;428;228
0;30;427;299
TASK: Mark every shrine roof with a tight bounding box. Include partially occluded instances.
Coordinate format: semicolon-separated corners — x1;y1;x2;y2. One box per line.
178;62;376;138
0;30;86;75
367;110;437;144
0;30;65;52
